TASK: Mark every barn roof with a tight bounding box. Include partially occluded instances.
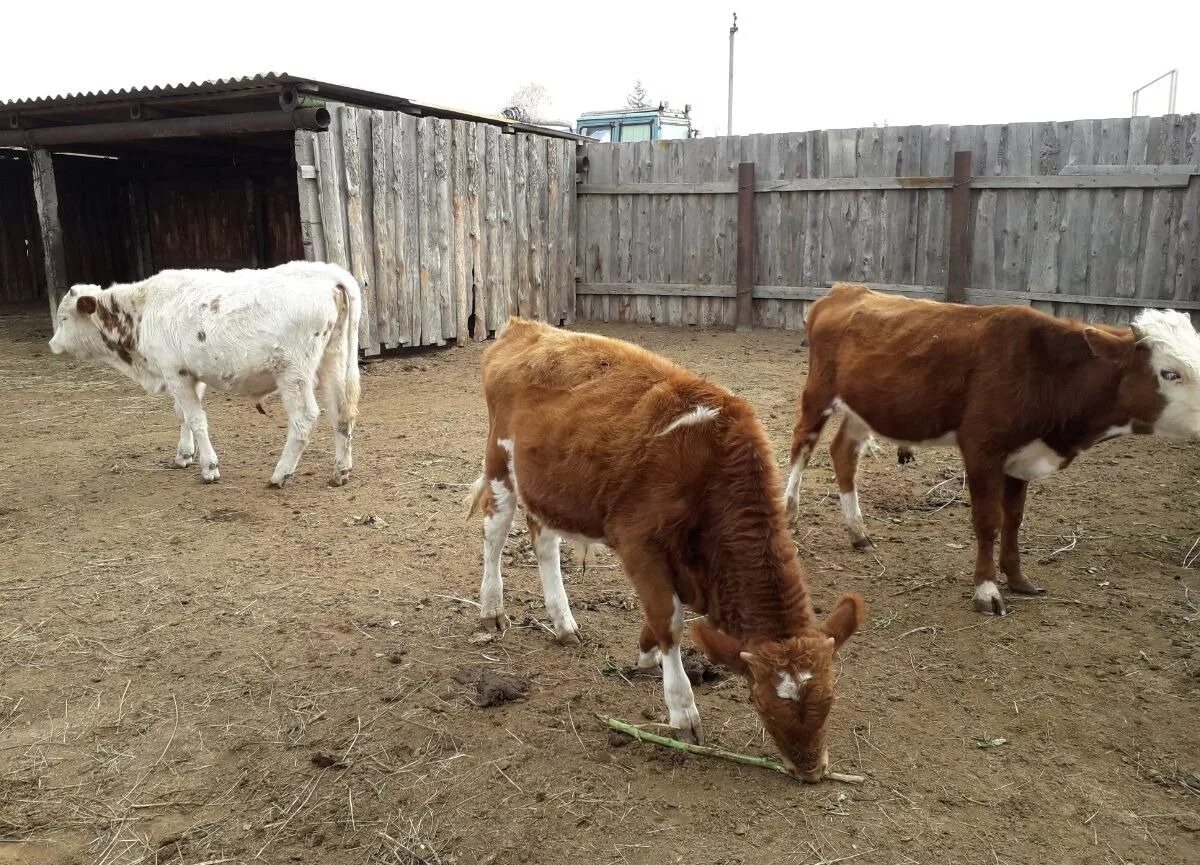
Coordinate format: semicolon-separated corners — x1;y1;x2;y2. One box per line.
0;72;586;141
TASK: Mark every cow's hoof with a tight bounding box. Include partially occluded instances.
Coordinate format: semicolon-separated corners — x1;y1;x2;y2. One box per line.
555;627;582;647
173;452;196;468
328;469;351;487
201;464;220;483
851;536;875;552
669;708;704;745
783;495;799;520
268;473;293;489
897;447;916;466
479;611;508;634
1007;579;1046;596
972;580;1006;616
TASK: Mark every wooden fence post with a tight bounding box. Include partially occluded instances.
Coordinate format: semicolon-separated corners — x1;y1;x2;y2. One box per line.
736;161;755;330
29;148;69;323
945;150;973;303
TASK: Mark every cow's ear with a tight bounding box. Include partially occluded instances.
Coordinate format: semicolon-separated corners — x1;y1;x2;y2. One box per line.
75;295;97;316
821;593;865;650
691;618;747;675
1083;327;1131;364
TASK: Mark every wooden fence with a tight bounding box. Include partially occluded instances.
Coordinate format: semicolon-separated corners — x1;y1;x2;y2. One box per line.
576;115;1200;329
296;106;577;354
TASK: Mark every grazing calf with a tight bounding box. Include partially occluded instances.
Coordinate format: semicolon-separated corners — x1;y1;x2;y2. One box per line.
48;261;362;487
784;283;1200;615
468;319;864;781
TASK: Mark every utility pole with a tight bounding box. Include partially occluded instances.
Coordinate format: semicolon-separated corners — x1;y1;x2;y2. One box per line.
727;12;738;136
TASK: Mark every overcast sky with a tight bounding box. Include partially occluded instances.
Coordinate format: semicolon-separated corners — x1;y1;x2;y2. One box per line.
3;1;1196;135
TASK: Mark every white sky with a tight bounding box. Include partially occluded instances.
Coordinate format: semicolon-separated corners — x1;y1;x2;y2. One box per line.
2;0;1197;136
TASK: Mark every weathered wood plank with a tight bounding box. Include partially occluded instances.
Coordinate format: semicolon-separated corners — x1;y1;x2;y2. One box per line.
615;141;637;321
293;131;326;262
341;106;379;354
499;134;517;320
1175;116;1200;301
451;120;470;346
998;123;1035;293
513;134;531;317
29;149;68;319
432;118;455;341
482;125;502;336
579;283;735;298
417;118;444;345
1116;116;1151;299
468;124;487;340
1085;118;1129;302
545;138;562;325
1059;163;1198;175
561;142;578;323
393;113;419;347
1058;120;1098;299
370;111;398;349
314;111;350;273
526;135;547;321
916;124;951;287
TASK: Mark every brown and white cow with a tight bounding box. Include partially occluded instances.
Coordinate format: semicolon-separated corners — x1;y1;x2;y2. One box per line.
467;318;864;781
784;283;1200;615
48;261;361;487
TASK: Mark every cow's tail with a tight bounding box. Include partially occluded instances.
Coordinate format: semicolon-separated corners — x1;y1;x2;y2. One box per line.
340;271;363;413
465;473;488;520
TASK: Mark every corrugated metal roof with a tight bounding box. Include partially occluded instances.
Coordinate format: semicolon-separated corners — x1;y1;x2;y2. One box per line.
1;73;587;141
0;72;296;109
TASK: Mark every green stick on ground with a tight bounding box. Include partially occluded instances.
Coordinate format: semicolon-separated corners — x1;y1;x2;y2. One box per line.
601;716;865;784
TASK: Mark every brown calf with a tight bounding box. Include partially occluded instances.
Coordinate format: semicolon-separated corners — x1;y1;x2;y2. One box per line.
468;319;865;781
784;284;1200;615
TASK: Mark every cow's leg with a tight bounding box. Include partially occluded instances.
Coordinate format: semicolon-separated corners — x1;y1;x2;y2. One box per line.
527;515;581;645
621;544;701;744
172;393;196;468
478;441;516;632
962;451;1007;615
318;351;357;487
829;413;874;551
269;379;320;488
784;385;837;517
637;620;662;669
170;378;219;483
1000;475;1045;596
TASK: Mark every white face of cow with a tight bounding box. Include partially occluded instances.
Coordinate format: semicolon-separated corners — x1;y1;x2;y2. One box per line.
48;285;106;358
1133;309;1200;442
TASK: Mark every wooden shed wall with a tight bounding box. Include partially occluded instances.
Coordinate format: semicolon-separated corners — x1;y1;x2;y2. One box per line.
296;106;577;354
0;155;45;304
0;150;302;309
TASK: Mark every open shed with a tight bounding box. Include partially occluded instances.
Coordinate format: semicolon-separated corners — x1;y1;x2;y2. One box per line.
0;73;583;352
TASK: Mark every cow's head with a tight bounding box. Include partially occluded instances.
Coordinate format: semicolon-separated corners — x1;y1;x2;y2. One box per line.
692;593;864;782
48;284;138;367
1085;309;1200;441
49;285;104;356
1131;309;1200;441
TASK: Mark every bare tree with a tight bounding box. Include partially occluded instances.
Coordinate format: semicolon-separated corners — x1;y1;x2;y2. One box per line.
501;83;550;124
625;80;650;109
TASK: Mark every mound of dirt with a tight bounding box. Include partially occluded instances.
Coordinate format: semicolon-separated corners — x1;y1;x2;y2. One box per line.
454;668;529;707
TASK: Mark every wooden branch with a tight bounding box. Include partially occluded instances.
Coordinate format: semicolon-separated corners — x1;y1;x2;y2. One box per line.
601;716;865;784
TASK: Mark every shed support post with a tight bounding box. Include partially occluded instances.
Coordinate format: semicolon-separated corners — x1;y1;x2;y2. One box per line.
735;161;755;331
946;150;973;304
29;148;69;325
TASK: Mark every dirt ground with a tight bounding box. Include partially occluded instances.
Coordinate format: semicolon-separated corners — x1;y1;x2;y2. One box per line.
2;308;1198;865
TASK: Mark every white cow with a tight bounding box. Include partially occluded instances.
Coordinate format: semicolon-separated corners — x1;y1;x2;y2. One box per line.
48;261;362;487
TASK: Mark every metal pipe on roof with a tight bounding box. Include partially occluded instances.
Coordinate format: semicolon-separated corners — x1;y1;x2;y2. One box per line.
0;107;331;148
